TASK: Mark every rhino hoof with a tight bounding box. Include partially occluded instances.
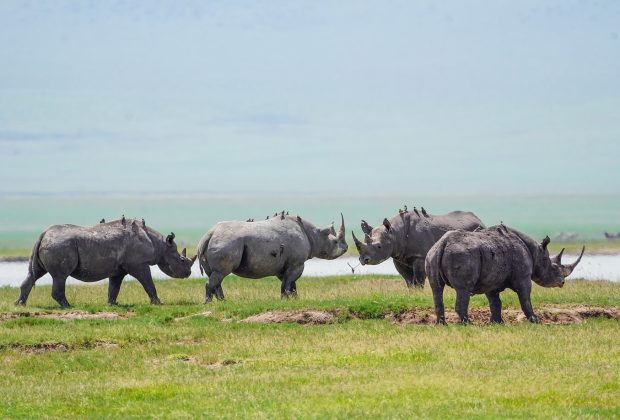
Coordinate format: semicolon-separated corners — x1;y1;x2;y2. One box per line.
14;298;26;306
150;299;163;305
490;318;504;325
436;318;447;325
108;301;118;306
528;315;541;324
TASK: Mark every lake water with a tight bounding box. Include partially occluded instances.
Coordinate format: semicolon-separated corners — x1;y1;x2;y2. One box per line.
1;193;619;251
1;255;618;288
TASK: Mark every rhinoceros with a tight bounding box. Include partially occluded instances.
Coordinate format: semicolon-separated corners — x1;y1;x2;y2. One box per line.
197;213;348;302
425;225;585;324
15;218;196;307
352;207;484;287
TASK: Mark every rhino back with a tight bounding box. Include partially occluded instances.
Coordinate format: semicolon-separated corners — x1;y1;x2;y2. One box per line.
38;223;156;281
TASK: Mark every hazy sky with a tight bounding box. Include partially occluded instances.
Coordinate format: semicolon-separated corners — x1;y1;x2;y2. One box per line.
1;1;619;195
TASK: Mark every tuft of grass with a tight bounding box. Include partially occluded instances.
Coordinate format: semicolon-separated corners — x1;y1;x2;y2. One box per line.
0;275;618;418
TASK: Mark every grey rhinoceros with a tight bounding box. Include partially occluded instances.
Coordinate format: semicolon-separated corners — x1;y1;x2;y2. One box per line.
197;212;348;302
352;207;484;287
425;225;585;324
15;218;196;307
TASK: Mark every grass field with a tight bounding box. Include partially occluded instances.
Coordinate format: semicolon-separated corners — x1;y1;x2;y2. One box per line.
1;275;618;418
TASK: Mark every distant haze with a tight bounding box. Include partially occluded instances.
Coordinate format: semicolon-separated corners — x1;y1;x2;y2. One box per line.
1;1;619;195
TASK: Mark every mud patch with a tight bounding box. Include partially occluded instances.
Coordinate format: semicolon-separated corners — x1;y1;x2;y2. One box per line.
174;355;241;369
1;310;131;321
390;306;620;325
244;310;336;325
12;340;118;354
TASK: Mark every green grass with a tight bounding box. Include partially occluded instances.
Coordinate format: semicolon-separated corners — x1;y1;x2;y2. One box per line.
1;276;619;418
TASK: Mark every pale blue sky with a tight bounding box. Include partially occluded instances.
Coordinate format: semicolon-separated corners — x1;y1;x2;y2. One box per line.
1;1;619;195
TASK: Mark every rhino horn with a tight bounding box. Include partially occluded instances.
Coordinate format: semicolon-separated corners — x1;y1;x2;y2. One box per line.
191;254;197;264
338;213;345;238
181;248;187;257
364;233;372;244
541;235;550;250
352;231;363;251
552;248;565;264
562;246;585;277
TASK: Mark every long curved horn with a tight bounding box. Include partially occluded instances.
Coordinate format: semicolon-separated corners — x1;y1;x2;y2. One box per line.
181;248;187;257
338;213;345;238
190;255;197;264
562;246;585;277
552;248;565;264
351;231;363;251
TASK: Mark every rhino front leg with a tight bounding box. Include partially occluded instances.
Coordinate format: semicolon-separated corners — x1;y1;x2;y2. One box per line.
279;265;304;299
412;259;426;288
51;276;70;308
486;290;504;324
108;273;126;305
515;282;539;323
455;288;471;324
205;271;226;303
393;259;415;288
128;265;161;304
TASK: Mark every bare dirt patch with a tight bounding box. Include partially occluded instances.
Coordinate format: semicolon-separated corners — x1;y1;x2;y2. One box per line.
1;310;132;321
174;355;241;369
12;340;118;354
390;306;620;325
173;311;212;322
244;310;336;325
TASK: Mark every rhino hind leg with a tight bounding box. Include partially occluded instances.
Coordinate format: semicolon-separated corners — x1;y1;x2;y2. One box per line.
430;282;446;324
454;288;471;324
15;268;47;305
486;290;504;324
107;274;126;305
51;275;71;308
205;271;226;303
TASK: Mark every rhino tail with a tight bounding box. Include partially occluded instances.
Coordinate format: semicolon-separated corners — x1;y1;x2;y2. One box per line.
196;231;214;276
426;239;449;287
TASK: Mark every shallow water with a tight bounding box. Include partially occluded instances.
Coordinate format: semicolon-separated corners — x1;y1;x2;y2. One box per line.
1;255;618;288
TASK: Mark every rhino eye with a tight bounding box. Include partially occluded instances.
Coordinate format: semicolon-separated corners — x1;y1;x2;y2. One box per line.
377;245;382;249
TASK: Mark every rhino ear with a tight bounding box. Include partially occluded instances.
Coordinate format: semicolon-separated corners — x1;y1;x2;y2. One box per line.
166;232;175;245
383;218;391;231
540;235;550;250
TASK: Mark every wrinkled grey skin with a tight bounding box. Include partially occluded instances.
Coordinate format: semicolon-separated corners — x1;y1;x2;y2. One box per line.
425;225;585;324
197;214;348;302
15;219;196;307
353;209;484;288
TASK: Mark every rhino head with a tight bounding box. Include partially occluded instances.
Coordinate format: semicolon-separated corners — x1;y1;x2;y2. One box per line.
158;232;197;278
533;236;585;288
314;214;348;259
352;218;393;265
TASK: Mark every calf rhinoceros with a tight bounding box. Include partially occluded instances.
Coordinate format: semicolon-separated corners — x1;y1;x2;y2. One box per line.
352;207;484;287
15;218;196;307
197;213;348;302
425;225;585;324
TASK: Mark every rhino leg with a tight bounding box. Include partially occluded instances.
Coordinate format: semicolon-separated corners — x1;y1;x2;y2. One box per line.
127;265;161;305
51;276;70;308
393;260;415;288
454;288;471;324
486;290;504;324
107;273;126;305
15;268;47;305
430;282;446;324
412;259;426;288
515;282;539;323
205;271;226;303
279;265;304;299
